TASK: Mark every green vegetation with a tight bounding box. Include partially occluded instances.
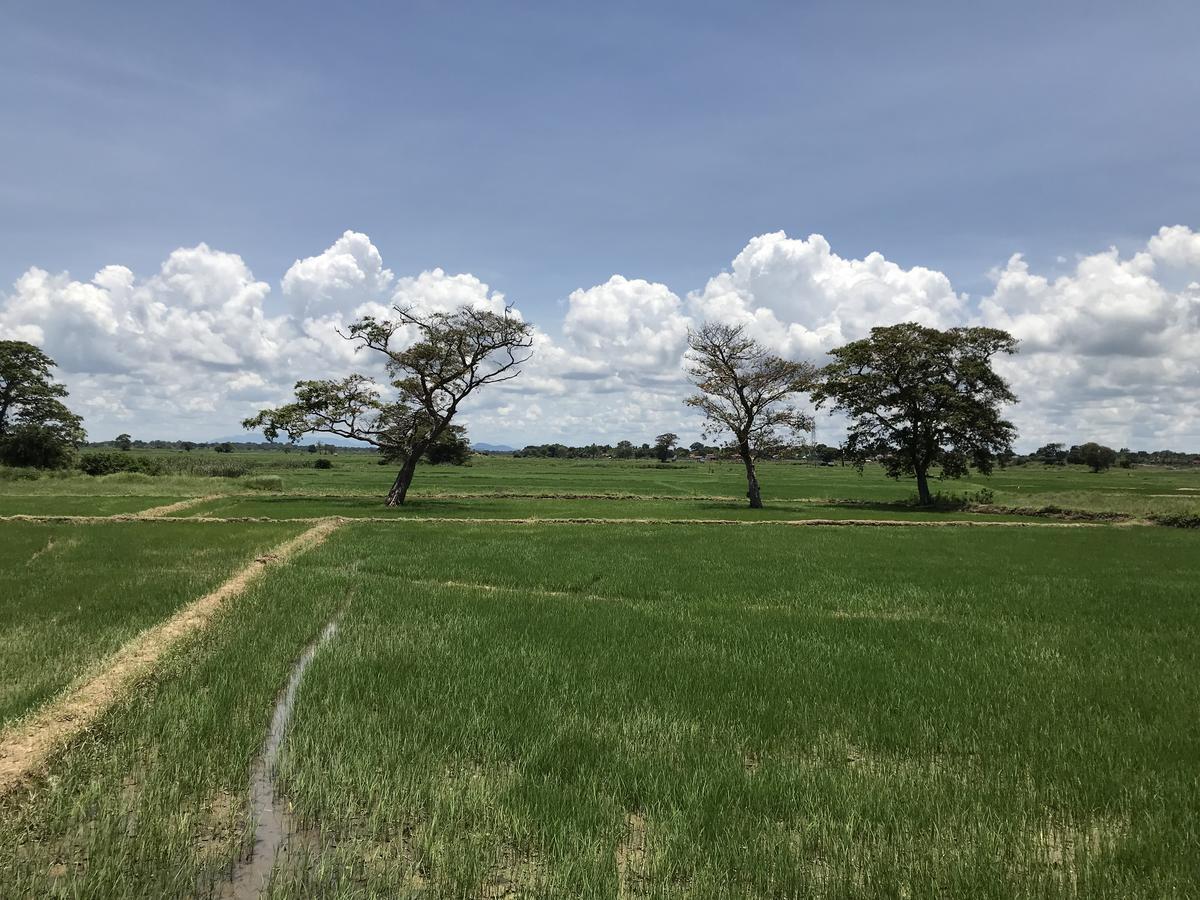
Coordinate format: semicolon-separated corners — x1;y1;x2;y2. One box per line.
2;522;1197;896
1;455;1198;896
0;520;301;726
172;493;1037;522
0;494;182;516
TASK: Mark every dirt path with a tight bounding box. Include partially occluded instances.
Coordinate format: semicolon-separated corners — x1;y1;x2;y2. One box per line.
135;494;221;518
0;519;342;793
0;513;1149;528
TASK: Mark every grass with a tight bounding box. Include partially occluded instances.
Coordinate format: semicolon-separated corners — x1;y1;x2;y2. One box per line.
1;454;1197;896
276;523;1200;897
4;453;1197;519
0;520;302;727
0;494;185;516
0;532;338;897
171;494;1041;523
3;521;1197;897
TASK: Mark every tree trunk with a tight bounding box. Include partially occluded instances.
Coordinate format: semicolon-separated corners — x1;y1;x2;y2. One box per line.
739;444;763;509
914;466;932;506
385;455;420;507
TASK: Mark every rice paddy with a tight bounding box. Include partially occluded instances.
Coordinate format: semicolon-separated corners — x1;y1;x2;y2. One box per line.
0;454;1197;897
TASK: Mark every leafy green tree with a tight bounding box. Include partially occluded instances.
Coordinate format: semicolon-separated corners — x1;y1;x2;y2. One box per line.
0;340;86;468
214;442;235;454
813;323;1018;505
685;322;816;508
1079;442;1118;473
421;424;472;465
1033;442;1067;466
614;440;635;460
653;432;679;462
245;304;533;506
114;433;133;451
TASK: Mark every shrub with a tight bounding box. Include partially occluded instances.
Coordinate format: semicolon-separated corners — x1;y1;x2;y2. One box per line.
0;425;78;469
243;475;284;491
78;452;163;476
912;487;996;509
0;465;42;481
77;451;250;478
1150;512;1200;529
314;458;333;470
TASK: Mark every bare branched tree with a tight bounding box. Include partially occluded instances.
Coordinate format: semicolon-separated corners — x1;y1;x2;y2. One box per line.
685;322;816;508
245;304;533;506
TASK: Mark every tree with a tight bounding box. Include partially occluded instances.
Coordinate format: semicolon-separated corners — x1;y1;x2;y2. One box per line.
685;323;816;508
114;433;133;451
422;424;472;465
812;323;1018;506
653;432;679;462
0;340;86;468
245;304;533;506
1033;442;1067;466
1117;447;1133;469
215;442;235;454
1079;442;1117;473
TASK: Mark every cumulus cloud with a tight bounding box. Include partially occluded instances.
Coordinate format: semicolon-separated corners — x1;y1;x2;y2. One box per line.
689;232;966;358
281;230;392;319
2;226;1199;448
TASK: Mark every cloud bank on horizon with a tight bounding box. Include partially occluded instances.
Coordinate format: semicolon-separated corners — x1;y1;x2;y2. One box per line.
2;227;1199;450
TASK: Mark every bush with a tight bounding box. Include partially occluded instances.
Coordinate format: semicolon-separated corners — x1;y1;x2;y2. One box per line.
78;452;163;476
913;487;996;509
0;425;78;469
314;458;333;470
97;472;157;484
0;465;43;481
243;475;284;491
1150;512;1200;529
77;451;251;478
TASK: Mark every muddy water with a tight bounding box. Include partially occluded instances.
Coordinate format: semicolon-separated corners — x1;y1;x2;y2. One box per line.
223;619;338;899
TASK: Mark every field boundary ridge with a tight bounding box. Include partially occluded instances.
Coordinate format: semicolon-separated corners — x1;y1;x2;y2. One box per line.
0;518;343;793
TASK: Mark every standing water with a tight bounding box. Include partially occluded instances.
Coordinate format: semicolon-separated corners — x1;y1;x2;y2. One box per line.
222;619;339;899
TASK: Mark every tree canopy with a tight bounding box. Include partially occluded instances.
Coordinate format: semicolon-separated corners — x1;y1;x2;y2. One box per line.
1078;442;1118;473
245;304;533;505
812;323;1018;505
685;322;816;508
0;340;86;468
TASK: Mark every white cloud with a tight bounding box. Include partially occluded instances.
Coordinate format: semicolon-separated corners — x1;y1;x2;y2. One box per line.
689;232;965;358
281;230;392;319
2;227;1199;449
562;275;690;376
1148;225;1200;269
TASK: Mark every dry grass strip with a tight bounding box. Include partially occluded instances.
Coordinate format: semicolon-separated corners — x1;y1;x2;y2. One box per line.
616;811;649;899
0;513;1147;528
135;494;222;518
0;518;342;794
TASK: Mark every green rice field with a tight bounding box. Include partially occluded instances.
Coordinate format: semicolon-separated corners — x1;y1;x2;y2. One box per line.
1;454;1197;897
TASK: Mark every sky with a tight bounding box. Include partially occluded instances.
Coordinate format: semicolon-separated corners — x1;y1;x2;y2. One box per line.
1;1;1199;450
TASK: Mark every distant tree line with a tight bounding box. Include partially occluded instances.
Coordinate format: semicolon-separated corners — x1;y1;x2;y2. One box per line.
7;309;1199;508
1020;442;1199;472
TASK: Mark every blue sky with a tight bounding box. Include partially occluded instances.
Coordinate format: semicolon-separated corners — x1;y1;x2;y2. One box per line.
2;2;1199;447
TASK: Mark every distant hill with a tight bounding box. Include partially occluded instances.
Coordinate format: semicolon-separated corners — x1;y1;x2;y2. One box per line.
473;442;515;453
